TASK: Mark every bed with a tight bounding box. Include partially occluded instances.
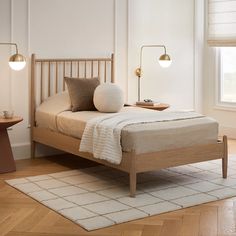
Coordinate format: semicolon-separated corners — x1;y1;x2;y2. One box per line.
30;53;228;197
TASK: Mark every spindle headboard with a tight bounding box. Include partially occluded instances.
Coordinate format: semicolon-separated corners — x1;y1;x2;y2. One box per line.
30;53;114;128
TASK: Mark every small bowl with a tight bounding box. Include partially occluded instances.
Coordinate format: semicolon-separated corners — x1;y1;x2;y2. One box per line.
3;111;14;119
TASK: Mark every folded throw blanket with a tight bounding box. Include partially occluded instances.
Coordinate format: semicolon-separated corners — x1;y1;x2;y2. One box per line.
79;111;204;165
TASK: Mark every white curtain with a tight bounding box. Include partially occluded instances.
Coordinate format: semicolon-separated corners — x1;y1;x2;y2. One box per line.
208;0;236;46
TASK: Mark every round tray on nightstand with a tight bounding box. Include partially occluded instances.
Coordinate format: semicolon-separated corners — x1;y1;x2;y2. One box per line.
133;103;169;111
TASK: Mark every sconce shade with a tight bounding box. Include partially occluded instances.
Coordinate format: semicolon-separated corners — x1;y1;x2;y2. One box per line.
158;54;172;68
9;53;26;71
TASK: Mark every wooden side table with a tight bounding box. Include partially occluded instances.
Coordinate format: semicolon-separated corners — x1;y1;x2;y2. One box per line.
0;116;23;173
133;103;170;111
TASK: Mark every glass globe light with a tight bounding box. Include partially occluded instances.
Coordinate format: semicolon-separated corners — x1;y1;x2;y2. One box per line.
158;54;172;68
9;53;26;71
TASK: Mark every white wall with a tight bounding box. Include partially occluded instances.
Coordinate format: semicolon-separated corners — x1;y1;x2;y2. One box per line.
0;0;199;159
128;0;196;110
29;0;114;58
0;0;11;112
0;0;31;158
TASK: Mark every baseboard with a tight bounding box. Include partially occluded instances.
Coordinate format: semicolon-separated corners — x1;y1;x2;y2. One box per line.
12;143;31;160
12;142;63;160
219;126;236;139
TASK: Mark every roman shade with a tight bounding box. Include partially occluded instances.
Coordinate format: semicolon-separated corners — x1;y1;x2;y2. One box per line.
208;0;236;46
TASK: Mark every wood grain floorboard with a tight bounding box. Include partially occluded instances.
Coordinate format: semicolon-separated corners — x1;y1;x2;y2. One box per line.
0;141;236;236
199;206;218;236
181;213;200;236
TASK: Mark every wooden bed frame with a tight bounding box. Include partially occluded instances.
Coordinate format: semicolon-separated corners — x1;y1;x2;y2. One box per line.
30;53;228;197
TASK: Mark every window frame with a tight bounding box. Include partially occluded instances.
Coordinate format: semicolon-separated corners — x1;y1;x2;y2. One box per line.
214;47;236;111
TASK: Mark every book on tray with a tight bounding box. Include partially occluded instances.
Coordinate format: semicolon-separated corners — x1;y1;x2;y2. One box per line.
136;100;160;106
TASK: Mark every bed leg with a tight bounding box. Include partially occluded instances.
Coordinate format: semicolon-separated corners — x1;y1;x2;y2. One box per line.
222;135;228;179
130;171;137;198
129;152;136;197
31;141;36;159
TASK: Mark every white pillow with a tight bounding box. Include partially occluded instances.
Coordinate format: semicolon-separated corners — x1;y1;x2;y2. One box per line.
93;83;124;113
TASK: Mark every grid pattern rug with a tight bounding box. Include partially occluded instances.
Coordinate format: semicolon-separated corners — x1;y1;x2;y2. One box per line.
6;155;236;231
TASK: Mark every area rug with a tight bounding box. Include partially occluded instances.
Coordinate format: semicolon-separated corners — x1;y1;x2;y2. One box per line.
6;155;236;231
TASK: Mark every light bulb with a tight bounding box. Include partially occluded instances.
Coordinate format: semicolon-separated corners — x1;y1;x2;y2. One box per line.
9;61;26;71
158;59;172;68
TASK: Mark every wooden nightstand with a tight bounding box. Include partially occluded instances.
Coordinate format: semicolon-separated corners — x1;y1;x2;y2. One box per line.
0;116;23;173
133;103;169;111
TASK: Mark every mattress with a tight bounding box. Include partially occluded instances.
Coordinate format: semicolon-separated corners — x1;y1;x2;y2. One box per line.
36;104;218;154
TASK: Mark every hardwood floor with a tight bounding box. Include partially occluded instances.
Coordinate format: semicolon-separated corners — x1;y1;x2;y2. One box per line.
1;141;236;236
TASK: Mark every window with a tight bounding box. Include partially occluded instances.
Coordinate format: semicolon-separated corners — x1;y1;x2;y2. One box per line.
207;0;236;108
219;47;236;104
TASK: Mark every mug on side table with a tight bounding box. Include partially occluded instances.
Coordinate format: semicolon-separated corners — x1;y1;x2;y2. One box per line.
2;111;14;119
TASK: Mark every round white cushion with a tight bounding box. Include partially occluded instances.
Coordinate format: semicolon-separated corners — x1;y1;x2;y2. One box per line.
93;83;124;113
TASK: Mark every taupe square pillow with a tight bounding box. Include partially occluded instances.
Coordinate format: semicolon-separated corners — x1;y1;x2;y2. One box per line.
65;77;100;111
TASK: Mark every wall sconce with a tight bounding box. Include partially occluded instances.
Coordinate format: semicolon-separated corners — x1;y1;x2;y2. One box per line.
135;45;172;101
0;43;26;71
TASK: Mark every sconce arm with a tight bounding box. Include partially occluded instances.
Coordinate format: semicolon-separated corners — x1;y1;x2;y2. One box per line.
0;42;19;54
